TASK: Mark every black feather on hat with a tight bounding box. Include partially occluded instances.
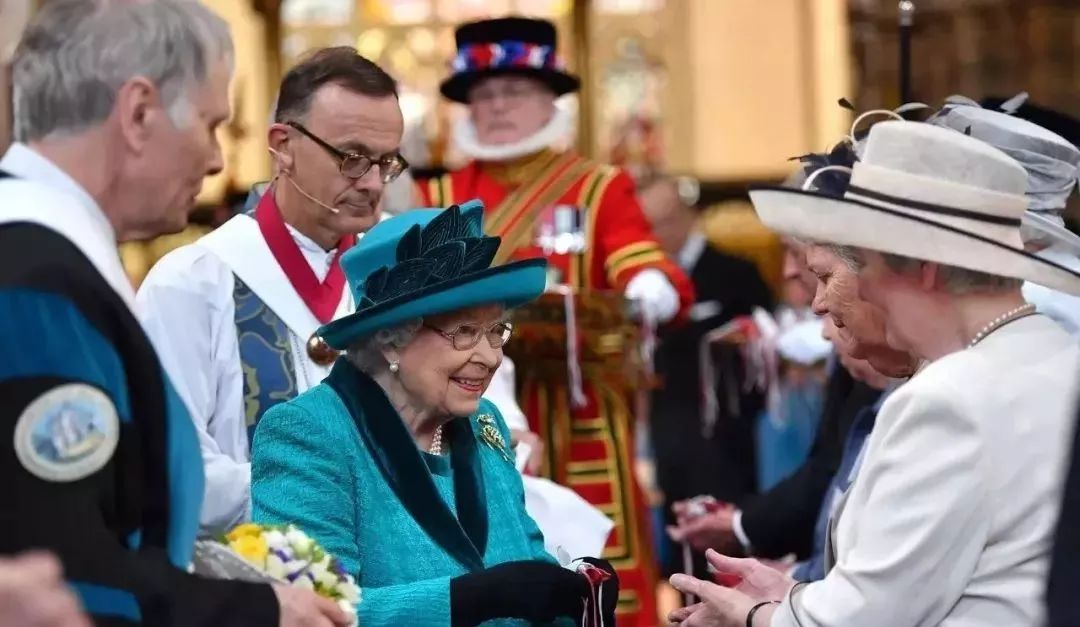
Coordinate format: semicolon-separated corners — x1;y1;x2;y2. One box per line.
789;141;858;198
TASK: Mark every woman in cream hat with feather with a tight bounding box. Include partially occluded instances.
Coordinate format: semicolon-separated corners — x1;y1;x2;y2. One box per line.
665;121;1080;627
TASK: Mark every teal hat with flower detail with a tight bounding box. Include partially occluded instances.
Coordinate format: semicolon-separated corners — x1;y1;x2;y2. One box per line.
318;199;547;350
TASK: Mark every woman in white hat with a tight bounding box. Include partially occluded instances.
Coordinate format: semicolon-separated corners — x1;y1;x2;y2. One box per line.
665;121;1080;627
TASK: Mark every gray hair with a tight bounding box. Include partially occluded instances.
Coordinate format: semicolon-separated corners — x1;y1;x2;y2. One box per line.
820;243;862;272
813;242;1021;293
13;0;234;142
344;319;423;375
879;252;1023;294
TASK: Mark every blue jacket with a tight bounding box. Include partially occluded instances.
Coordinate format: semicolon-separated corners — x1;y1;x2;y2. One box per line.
792;385;893;582
252;360;561;626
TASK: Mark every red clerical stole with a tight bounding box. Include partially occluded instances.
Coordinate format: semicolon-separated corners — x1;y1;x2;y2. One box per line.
255;190;355;324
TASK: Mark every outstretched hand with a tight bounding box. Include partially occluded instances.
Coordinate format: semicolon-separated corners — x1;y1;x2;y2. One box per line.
704;550;795;601
666;550;794;626
667;501;742;554
667;575;754;627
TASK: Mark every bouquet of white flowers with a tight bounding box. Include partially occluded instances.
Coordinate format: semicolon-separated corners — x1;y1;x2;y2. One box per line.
193;523;360;625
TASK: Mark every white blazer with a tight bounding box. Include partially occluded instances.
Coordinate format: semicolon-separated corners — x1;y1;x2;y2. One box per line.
775;314;1080;627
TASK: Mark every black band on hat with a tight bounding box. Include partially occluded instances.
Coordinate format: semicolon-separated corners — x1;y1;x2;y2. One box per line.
846;184;1022;227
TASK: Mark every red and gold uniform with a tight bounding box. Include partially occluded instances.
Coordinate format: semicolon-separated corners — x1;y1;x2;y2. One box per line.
420;148;694;625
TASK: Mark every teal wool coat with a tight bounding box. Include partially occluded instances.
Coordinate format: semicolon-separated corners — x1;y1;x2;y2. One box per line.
251;360;564;626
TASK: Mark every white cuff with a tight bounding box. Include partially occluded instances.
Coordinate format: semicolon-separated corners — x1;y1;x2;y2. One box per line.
625;268;679;323
732;509;754;554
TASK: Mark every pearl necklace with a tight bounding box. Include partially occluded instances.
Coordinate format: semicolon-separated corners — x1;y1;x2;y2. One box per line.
967;303;1037;348
428;425;444;455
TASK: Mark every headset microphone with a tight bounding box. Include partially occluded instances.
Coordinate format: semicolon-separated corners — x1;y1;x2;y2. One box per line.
267;147;341;215
285;176;341;215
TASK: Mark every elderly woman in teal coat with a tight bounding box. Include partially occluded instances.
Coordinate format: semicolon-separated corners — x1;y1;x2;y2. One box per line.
251;201;617;626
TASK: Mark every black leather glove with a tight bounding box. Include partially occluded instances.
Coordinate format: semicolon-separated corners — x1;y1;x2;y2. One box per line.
577;557;619;625
450;560;589;627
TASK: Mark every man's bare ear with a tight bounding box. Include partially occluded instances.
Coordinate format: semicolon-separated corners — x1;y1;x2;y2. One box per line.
267;123;294;174
115;76;161;154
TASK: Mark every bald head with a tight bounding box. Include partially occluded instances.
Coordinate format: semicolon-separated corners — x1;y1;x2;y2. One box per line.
639;176;696;257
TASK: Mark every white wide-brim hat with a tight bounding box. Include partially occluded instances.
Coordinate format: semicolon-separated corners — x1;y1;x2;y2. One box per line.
750;121;1080;296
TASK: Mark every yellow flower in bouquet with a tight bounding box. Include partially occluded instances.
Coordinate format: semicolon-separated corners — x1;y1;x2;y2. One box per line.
229;533;269;568
226;523;264;542
225;520;263;539
205;523;362;626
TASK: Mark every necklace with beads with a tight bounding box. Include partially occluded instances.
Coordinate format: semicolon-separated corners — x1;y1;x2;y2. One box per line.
428;425;444;455
967;303;1037;348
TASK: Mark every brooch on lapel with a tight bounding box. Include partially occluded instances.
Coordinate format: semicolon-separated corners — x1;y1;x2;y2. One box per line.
477;414;513;463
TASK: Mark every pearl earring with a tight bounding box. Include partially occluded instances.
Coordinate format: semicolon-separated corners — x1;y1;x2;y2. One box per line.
389;361;400;374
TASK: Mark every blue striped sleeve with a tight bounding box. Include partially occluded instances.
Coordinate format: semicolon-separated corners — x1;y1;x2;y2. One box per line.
0;288;130;421
69;581;142;622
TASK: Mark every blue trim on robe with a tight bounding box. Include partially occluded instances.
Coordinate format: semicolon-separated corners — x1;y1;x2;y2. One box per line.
0;288;132;421
163;376;205;567
0;288;204;568
233;277;298;443
70;581;143;622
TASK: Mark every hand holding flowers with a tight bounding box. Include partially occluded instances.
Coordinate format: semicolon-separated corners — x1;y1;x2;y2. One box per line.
195;523;361;627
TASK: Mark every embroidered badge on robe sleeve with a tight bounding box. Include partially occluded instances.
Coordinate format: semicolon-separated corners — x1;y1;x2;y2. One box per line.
13;384;120;482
